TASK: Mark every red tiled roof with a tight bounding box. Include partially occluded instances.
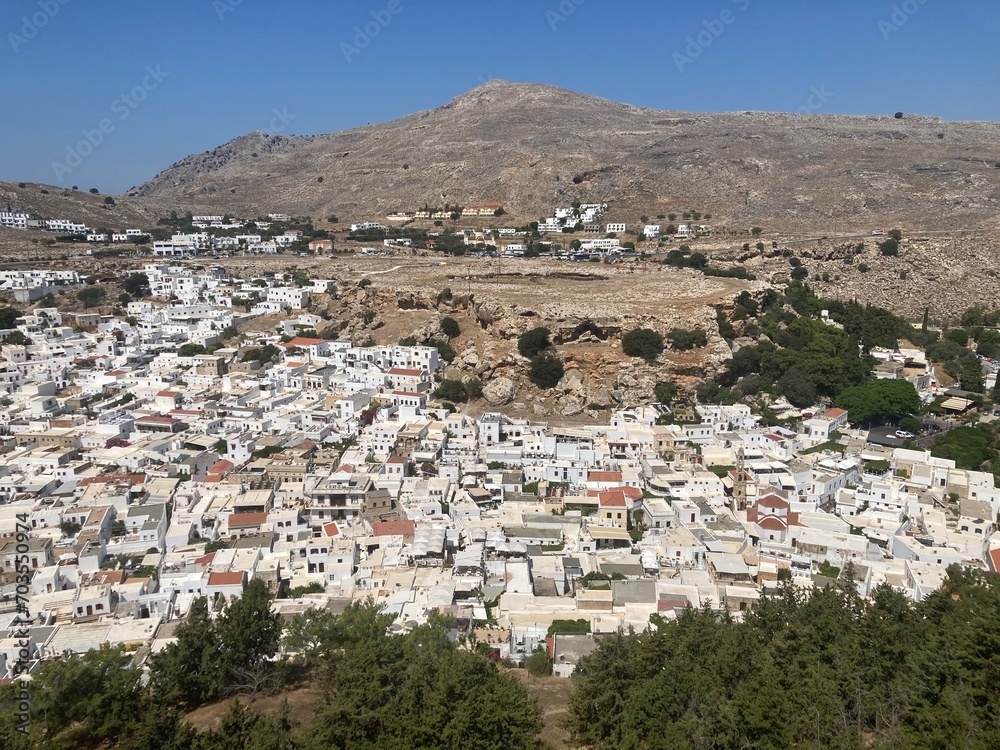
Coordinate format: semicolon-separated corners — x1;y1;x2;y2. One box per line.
388;368;423;376
156;390;180;397
92;569;126;585
207;571;245;587
228;512;268;528
387;455;407;464
990;548;1000;574
374;520;415;537
620;486;643;501
658;597;691;612
599;490;628;508
323;522;341;537
208;459;235;475
588;471;623;482
823;408;848;418
78;474;147;487
391;390;423;398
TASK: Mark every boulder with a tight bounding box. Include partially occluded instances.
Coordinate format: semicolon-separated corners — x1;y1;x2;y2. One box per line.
483;377;516;406
559;395;584;417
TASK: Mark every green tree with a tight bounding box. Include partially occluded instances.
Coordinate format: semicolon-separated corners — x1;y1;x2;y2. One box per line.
666;327;708;351
439;316;461;338
30;648;145;745
518;326;551;358
150;597;223;707
215;579;284;685
622;328;665;359
124;272;149;297
878;237;899;256
464;377;483;399
178;343;206;357
525;647;553;676
529;355;564;388
0;307;20;329
654;381;678;404
835;378;920;425
434;379;468;403
77;286;106;309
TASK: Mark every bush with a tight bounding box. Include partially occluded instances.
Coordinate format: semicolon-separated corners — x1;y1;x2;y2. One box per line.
358;278;372;288
790;266;809;280
878;238;899;256
76;286;106;309
667;328;708;350
946;328;969;346
654;381;678;404
464;378;483;399
529;355;564;388
439;317;461;338
434;379;467;403
425;338;455;362
518;327;552;358
525;648;552;677
622;328;664;359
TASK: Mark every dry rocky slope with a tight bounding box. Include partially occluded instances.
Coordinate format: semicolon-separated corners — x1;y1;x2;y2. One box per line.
132;79;1000;231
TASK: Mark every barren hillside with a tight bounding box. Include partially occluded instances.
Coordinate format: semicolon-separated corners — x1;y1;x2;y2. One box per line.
130;79;1000;231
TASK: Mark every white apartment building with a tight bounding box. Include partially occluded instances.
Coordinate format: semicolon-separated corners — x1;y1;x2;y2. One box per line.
46;219;88;233
266;287;309;310
350;222;384;232
579;239;621;251
605;223;627;234
0;212;29;229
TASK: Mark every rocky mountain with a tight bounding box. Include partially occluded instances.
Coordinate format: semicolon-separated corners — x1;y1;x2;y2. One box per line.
131;79;1000;230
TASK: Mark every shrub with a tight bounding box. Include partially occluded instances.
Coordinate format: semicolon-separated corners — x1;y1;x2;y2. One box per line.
622;328;664;360
654;381;678;404
666;328;708;350
464;378;483;399
878;238;899;256
358;278;372;288
439;317;461;338
518;327;551;358
434;379;468;403
525;648;552;677
529;355;564;388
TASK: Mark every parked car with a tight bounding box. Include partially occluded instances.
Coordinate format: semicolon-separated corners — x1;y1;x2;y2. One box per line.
993;409;1000;417
871;229;885;236
894;430;915;439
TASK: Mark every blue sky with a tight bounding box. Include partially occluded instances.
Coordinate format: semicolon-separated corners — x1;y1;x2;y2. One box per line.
3;0;997;193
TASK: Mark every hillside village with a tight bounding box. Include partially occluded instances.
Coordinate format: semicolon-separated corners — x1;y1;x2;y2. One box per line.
2;250;1000;682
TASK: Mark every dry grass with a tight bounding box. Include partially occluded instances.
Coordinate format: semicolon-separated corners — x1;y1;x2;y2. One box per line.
182;671;580;748
513;671;579;750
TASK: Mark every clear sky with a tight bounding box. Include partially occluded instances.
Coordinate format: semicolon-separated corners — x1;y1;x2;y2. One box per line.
3;0;998;193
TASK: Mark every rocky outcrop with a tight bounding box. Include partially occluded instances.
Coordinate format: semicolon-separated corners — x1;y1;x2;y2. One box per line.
483;377;516;405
